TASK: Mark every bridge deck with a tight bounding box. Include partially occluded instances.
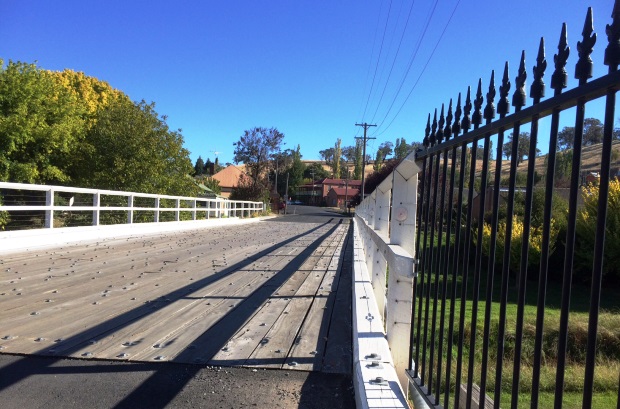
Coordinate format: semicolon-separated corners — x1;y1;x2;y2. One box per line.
0;216;352;375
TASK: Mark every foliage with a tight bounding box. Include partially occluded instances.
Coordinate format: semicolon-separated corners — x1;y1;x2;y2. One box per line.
233;127;284;191
481;188;567;274
394;137;410;159
557;118;612;151
0;60;198;196
575;179;620;283
502;132;539;164
0;195;9;229
374;141;393;171
333;138;342;178
0;60;86;183
353;139;363;180
73;99;197;195
195;176;222;195
194;156;205;176
288;145;305;197
230;173;269;202
364;159;401;196
304;162;329;181
479;214;559;276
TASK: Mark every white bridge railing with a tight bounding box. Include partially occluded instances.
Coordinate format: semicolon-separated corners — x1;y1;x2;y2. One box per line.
352;151;421;408
0;182;263;230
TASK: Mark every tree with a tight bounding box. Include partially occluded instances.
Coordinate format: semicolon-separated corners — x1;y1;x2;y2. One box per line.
75;99;197;195
503;132;538;165
353;139;363;180
194;156;205;176
0;60;86;184
304;162;329;181
195;176;221;195
557;118;615;151
333;139;342;178
374;141;393;171
288;145;306;198
394;138;410;159
233;127;285;195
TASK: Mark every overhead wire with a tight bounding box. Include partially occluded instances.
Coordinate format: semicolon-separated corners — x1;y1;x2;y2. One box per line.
354;1;386;138
370;0;440;136
374;0;461;137
360;0;394;124
369;0;416;125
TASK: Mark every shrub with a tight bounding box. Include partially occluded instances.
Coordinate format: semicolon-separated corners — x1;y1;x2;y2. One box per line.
575;179;620;283
479;215;559;274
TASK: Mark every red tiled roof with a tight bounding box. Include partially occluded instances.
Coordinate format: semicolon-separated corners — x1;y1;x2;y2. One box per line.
329;187;359;197
212;165;245;188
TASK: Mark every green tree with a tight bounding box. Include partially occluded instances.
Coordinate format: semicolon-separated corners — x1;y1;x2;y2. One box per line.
394;137;410;159
288;145;306;197
304;162;329;181
575;179;620;282
75;99;197;195
233;127;284;199
374;141;393;171
194;156;205;176
196;175;222;195
0;60;85;184
333;138;342;178
353;139;363;180
557;118;608;151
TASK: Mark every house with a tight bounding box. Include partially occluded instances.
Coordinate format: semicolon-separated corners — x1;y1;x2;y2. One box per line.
211;165;244;198
326;187;360;208
297;178;362;205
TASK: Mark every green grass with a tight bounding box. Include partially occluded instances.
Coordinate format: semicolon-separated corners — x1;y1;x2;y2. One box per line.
410;266;620;409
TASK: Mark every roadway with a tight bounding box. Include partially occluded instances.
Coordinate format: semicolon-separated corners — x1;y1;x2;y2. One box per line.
0;206;355;408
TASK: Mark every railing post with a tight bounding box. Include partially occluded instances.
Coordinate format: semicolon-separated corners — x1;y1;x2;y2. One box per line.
387;156;419;389
192;199;197;220
92;192;100;226
154;197;160;223
175;198;180;221
45;188;54;229
127;195;134;224
372;185;391;317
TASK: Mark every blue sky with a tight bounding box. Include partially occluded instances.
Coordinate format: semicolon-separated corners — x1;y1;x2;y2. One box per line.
0;0;613;166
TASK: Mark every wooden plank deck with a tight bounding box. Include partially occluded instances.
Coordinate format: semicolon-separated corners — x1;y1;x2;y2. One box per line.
0;218;352;374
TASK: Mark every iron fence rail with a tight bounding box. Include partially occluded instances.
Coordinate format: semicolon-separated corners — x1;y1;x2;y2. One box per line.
408;3;619;409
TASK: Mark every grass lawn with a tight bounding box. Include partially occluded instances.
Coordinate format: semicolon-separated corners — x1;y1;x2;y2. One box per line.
410;264;620;409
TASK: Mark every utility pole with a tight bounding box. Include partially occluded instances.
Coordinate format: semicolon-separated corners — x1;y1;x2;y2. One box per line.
355;122;376;200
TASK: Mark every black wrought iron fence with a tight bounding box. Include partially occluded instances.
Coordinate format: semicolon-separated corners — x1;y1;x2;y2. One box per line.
408;3;620;409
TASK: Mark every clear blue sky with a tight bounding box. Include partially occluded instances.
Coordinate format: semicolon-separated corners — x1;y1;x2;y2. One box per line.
0;0;613;166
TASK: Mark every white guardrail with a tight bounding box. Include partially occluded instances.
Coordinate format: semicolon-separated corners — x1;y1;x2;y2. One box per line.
353;150;424;409
0;182;264;253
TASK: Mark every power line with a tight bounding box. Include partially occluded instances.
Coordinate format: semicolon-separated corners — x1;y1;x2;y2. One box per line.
360;0;394;123
374;0;462;137
369;0;417;124
370;0;440;136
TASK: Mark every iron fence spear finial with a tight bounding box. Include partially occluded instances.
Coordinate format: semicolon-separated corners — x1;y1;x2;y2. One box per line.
472;79;484;128
445;99;453;141
551;23;570;93
431;109;438;146
513;50;527;109
453;93;462;137
424;113;431;148
576;7;597;82
605;0;620;69
462;86;472;133
498;62;511;117
437;104;445;143
531;37;547;103
484;70;496;123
